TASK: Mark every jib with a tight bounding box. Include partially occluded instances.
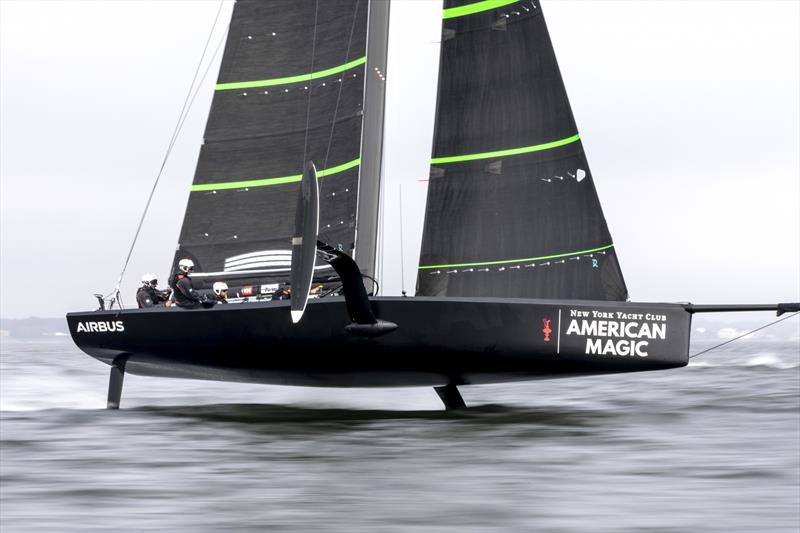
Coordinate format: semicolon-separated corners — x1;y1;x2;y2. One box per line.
76;321;125;333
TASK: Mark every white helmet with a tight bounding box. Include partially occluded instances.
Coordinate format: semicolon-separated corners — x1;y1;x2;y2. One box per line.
213;281;228;296
141;273;158;286
178;258;195;273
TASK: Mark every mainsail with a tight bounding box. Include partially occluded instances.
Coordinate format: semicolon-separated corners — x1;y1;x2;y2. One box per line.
173;0;387;292
416;0;628;301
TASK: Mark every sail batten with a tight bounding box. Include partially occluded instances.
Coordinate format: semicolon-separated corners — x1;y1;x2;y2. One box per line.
419;244;616;270
443;0;520;20
215;56;367;91
417;0;628;301
190;158;361;192
431;133;580;164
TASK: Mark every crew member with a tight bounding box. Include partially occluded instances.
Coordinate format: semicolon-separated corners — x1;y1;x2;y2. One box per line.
272;286;291;300
170;259;202;309
212;281;229;304
136;274;170;308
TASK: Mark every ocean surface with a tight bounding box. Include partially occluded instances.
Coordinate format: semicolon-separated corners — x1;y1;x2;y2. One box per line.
1;321;798;532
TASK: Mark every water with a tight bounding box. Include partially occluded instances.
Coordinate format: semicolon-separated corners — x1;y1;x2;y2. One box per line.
1;335;798;532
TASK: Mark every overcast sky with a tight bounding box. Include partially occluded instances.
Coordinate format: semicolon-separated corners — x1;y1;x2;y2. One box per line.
1;0;798;319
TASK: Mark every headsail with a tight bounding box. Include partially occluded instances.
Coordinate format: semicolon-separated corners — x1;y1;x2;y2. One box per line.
416;0;628;300
172;0;383;293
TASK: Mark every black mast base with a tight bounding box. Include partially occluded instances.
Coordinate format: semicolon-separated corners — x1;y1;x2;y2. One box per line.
107;357;127;409
434;383;466;410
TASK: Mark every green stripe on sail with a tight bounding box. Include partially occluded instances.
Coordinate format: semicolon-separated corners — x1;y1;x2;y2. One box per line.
431;134;581;165
191;158;360;192
215;56;367;91
418;244;615;270
443;0;520;20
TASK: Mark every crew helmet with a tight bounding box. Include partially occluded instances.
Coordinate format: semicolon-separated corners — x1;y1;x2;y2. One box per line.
178;258;195;273
141;273;158;286
213;281;228;296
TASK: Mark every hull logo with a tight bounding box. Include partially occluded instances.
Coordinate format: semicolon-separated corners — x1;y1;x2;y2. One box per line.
76;321;125;333
564;309;669;357
542;318;552;342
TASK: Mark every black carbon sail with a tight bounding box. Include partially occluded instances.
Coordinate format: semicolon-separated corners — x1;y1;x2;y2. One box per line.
172;0;386;293
416;0;628;301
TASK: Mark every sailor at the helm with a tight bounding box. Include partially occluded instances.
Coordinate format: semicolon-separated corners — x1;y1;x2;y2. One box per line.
212;281;229;304
170;259;203;309
136;273;170;308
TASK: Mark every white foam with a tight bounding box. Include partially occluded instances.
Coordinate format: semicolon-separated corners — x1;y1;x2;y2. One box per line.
743;354;799;370
688;352;799;370
0;374;106;411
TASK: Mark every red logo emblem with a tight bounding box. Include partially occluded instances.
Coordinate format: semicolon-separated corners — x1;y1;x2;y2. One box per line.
542;318;552;342
242;285;254;296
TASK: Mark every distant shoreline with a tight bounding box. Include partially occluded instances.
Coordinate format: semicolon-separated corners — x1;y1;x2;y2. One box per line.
0;317;69;339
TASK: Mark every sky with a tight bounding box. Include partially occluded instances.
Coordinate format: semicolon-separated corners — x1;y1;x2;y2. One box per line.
1;0;798;319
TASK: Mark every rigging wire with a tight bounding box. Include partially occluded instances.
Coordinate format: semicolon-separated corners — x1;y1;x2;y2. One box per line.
689;312;799;358
173;28;228;152
376;174;386;295
398;183;406;295
322;0;361;170
361;273;380;296
301;0;320;166
110;0;226;305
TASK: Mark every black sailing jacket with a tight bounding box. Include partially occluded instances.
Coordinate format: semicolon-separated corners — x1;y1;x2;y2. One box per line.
171;274;201;309
136;285;170;308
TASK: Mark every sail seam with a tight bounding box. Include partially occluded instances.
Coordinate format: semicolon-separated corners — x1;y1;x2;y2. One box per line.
215;56;367;91
443;0;520;20
431;134;581;164
190;158;360;192
418;243;615;269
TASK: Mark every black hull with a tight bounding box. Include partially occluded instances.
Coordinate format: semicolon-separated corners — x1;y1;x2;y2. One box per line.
67;297;690;388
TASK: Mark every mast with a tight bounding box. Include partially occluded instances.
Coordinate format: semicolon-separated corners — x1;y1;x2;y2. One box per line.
353;0;390;283
416;0;628;301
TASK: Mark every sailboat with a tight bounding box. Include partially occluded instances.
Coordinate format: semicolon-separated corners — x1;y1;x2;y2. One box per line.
67;0;797;410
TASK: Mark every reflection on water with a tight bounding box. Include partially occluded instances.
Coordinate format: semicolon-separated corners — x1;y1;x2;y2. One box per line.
144;402;612;427
1;339;798;532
